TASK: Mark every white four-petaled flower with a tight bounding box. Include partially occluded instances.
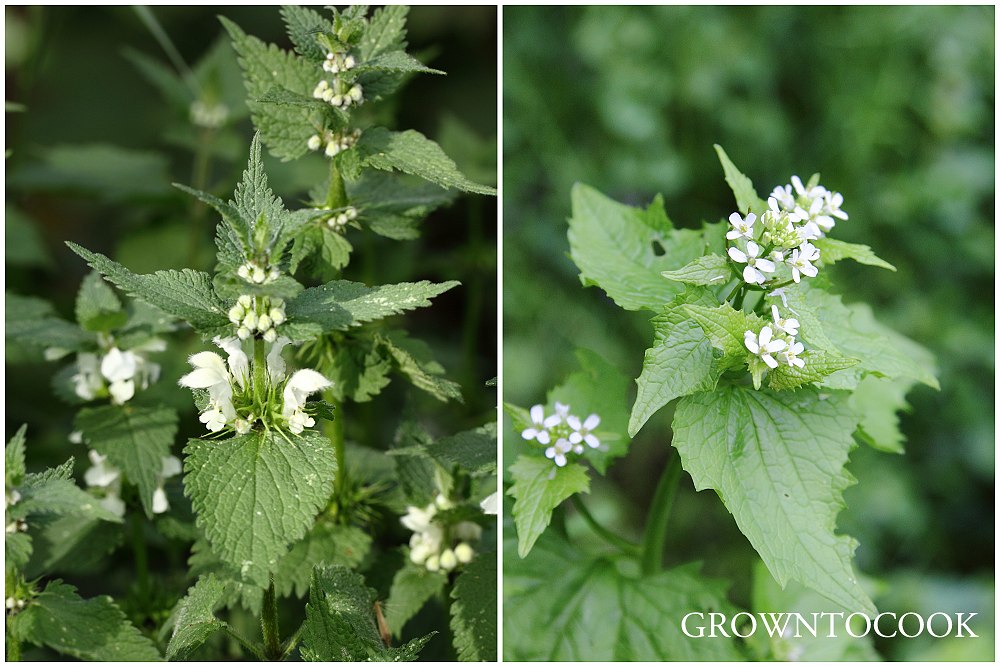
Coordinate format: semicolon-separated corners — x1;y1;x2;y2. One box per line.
728;240;775;285
770;305;800;337
779;340;806;369
567;414;601;449
726;212;756;240
788;242;820;283
544;438;572;467
520;404;552;445
744;326;787;369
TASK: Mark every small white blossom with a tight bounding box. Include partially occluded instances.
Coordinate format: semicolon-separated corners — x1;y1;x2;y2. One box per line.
454;542;474;563
770;305;800;337
282;369;332;434
544;438;572;467
744;326;787;369
788;242;820;283
307;134;322;151
726;212;756;240
567;413;601;449
779;340;806;369
728;240;775;285
520;404;552;445
439;549;458;571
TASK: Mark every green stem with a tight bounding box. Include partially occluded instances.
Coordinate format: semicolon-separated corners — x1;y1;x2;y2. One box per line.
733;285;747;311
253;337;267;410
280;622;306;661
569;495;641;556
325;159;347;210
722;280;742;304
261;577;281;660
223;624;266;661
640;453;683;576
129;511;151;611
7;631;21;661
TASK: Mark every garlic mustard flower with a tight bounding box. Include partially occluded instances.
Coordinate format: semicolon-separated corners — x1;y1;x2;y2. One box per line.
728;240;775;285
521;404;552;445
770;305;800;337
726;212;756;240
744;326;787;369
567;414;601;449
779;340;806;369
788;242;820;283
545;438;572;467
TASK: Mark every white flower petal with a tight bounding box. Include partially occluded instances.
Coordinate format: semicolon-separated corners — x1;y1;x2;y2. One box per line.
529;404;545;424
728;247;748;263
583;414;600;430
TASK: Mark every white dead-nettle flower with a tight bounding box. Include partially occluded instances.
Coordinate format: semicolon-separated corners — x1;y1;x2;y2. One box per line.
281;369;333;435
84;450;126;517
151;455;183;514
179;346;237;433
402;496;483;572
72;340;163;405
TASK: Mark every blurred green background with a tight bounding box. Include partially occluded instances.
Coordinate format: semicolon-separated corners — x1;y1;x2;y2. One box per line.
503;6;993;661
6;6;495;660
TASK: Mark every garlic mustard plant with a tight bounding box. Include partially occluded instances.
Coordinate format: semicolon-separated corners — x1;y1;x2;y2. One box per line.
505;146;938;661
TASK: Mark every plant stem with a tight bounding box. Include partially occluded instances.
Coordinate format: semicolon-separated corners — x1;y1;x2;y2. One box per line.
325;159;347;210
223;624;266;661
7;632;21;661
569;495;641;557
261;577;281;661
253;337;267;409
733;285;747;311
279;622;305;661
129;510;151;611
640;452;683;576
722;280;742;304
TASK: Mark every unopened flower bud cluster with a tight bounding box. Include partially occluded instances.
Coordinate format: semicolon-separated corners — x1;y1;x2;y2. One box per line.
726;175;848;287
5;484;25;536
521;402;602;468
326;206;358;232
401;494;481;573
228;294;286;342
307;127;362;158
58;336;165;406
237;259;280;285
312;51;363;110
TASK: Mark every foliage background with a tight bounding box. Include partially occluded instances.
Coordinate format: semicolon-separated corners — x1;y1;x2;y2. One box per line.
503;5;993;661
6;5;496;660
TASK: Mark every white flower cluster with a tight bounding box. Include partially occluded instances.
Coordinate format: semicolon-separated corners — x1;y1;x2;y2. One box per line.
189;100;229;129
726;176;847;286
82;446;181;517
69;339;165;405
312;51;363;109
178;336;331;436
521;402;601;468
326;206;358;232
744;305;805;370
5;596;25;613
401;495;481;573
5;485;24;536
307;128;362;157
227;294;286;342
237;259;280;285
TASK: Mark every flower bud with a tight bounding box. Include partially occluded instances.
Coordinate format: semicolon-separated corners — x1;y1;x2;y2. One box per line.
307;134;322;151
349;85;363;102
410;543;431;565
425;554;440;572
257;314;273;331
252;266;266;284
237;326;251;340
454;542;474;563
439;549;457;571
242;311;258;331
263;329;277;343
325;141;340;157
228;305;245;324
269;308;286;326
331;94;344;107
237;264;250;280
238;294;254;309
344;55;356;69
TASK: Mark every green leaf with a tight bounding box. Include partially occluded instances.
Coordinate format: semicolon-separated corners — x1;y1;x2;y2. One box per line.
684;301;767;360
349;171;456;240
6;424;27;487
358;128;497;195
6;292;95;351
766;350;859;391
549;348;631;474
392;422;438;506
75;405;178;518
661;254;733;286
714;144;767;215
275;521;372;599
166;575;232;661
11;466;122;524
630;291;721;437
286;279;459;340
504;525;742;661
75;271;126;332
813;237;896;271
302;565;433;661
849;376;911;454
358;5;409;61
66;243;229;335
280;5;330;61
385;562;448;638
450;555;497;661
424;423;497;475
6;531;32;572
751;560;880;661
9;580;162;660
223;16;321;161
507;456;589;558
357;50;443;75
5;205;52;269
183;430;337;587
379;331;463;402
772;285;938;390
25;514;123;578
568;183;707;311
322;333;393;402
672;385;875;614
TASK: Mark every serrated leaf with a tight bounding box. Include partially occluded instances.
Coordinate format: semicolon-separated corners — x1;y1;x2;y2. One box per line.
661;253;733;286
714;144;767;215
684;302;767;359
167;575;232;661
6;531;32;572
751;560;880;661
359;5;408;61
672;385;875;613
507;456;589;558
630;291;721;437
358;128;496;195
6;292;95;351
385;562;447;637
223;16;322;161
450;554;496;661
11;468;121;525
772;285;938;391
357;50;443;75
392;422;438;506
25;514;123;578
424;423;497;475
286;279;459;340
67;243;228;334
323;333;393;402
379;332;463;403
767;350;859;391
568;183;707;311
183;430;337;587
75;271;125;332
6;424;27;487
280;5;330;61
813;237;896;271
8;580;162;661
849;376;911;454
348;170;456;240
549;348;631;474
504;525;742;661
302;565;433;662
75;405;178;518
